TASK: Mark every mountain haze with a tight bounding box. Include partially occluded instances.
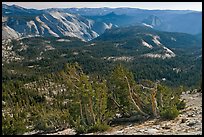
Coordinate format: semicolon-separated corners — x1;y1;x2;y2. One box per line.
2;4;113;41
2;4;202;41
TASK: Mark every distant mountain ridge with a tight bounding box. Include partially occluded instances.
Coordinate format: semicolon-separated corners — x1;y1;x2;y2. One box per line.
60;7;201;35
2;4;202;41
2;4;113;41
94;25;201;59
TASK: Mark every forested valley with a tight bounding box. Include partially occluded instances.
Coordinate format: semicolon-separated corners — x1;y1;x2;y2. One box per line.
2;36;201;135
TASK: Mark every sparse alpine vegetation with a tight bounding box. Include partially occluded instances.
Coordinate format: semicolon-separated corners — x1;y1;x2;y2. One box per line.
2;3;202;135
2;63;189;135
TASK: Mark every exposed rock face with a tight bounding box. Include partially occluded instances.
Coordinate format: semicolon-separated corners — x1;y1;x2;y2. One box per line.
23;91;201;135
2;25;20;40
84;92;202;135
2;5;113;41
45;129;75;135
142;15;162;28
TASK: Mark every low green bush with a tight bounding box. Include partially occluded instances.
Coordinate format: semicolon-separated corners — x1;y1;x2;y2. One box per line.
160;106;179;120
72;117;88;134
2;114;29;135
176;100;186;110
88;123;109;133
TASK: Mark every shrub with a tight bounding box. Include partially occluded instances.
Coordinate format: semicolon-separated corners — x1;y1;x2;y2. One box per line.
2;114;29;135
72;117;88;134
72;117;110;134
88;122;109;133
160;106;179;120
176;100;186;110
74;125;88;134
34;116;53;132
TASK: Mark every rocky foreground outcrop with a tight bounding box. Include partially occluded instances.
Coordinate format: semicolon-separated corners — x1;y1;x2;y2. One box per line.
85;91;202;135
25;91;202;135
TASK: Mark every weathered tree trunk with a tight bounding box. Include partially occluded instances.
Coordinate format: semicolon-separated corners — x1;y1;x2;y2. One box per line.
160;92;163;108
151;83;159;118
132;92;143;109
77;90;86;126
99;91;102;123
124;76;148;116
84;104;91;125
88;95;96;125
110;95;121;108
151;90;157;117
79;99;85;125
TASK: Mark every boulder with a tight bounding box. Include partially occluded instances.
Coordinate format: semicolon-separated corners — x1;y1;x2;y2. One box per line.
187;121;197;127
162;124;171;129
181;118;188;123
145;128;158;134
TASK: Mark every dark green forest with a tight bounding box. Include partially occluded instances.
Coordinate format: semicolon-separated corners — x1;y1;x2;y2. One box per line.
3;62;187;134
2;32;202;134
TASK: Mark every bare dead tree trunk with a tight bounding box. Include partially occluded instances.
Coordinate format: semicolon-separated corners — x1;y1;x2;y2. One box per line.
160;92;163;108
88;95;96;125
110;95;121;108
151;90;157;117
151;83;159;118
99;91;102;123
74;85;86;126
124;76;148;116
79;99;86;125
138;82;160;118
84;104;91;125
132;92;143;109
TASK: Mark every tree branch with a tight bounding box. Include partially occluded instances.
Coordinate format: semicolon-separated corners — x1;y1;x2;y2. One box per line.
124;76;148;116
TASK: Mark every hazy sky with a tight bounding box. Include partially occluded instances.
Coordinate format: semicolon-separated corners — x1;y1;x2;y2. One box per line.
3;2;202;11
